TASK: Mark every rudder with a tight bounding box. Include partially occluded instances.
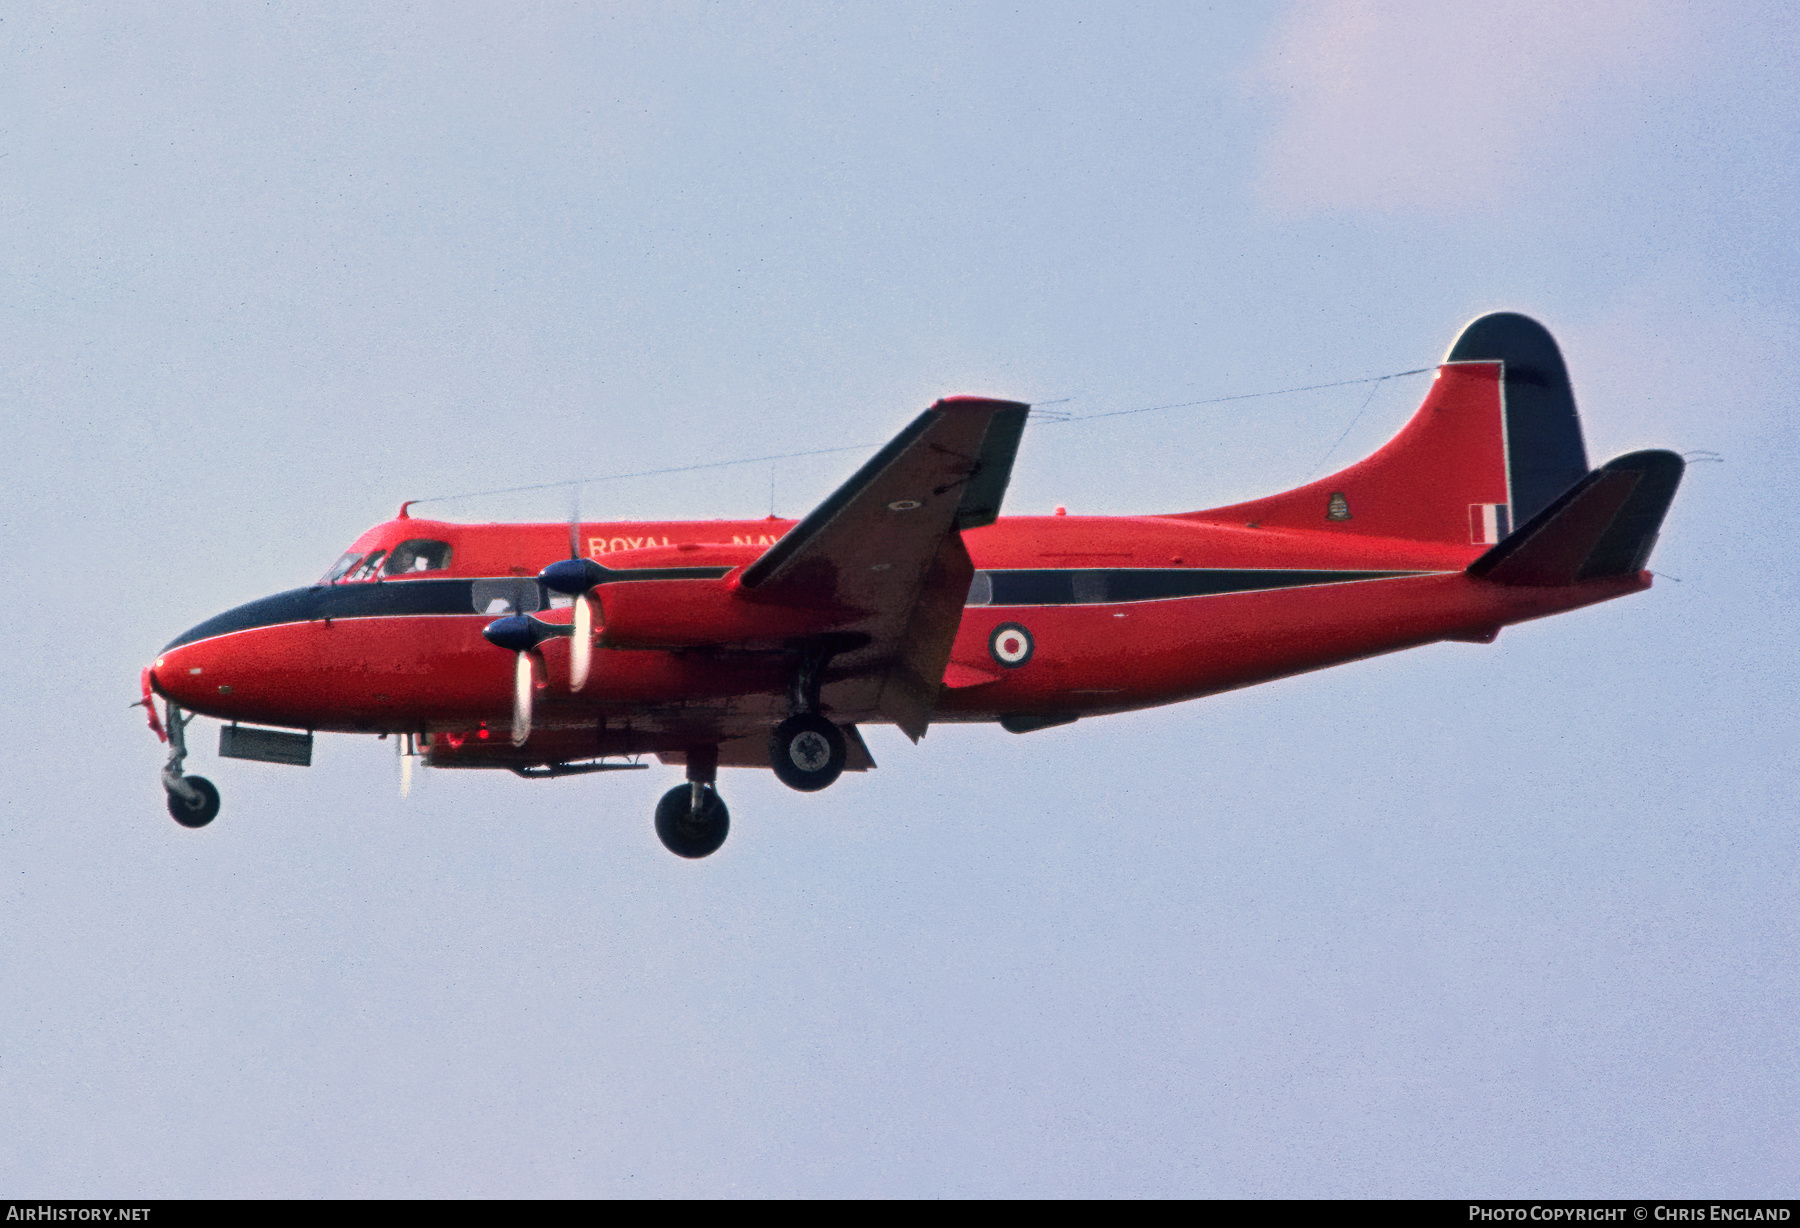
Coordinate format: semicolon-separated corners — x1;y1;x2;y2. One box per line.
1448;311;1590;525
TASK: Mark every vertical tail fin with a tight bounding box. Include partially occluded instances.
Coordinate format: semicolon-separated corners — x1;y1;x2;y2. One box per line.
1448;312;1591;526
1186;313;1590;549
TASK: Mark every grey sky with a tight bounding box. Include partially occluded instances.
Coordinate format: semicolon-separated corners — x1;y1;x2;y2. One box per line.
2;2;1794;1196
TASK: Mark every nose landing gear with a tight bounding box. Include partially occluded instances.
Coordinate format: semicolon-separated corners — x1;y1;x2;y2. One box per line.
160;700;221;828
655;744;729;858
167;776;221;828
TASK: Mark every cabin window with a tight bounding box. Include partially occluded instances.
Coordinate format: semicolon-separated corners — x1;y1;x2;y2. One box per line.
1072;570;1108;604
471;578;541;616
966;571;993;607
384;539;453;575
321;552;363;584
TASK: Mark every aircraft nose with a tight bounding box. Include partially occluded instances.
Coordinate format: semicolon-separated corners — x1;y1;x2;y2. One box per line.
148;642;216;710
152;586;320;712
152;596;282;714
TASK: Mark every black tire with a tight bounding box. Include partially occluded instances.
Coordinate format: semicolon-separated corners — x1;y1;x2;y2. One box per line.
768;713;847;793
166;776;220;829
654;784;730;859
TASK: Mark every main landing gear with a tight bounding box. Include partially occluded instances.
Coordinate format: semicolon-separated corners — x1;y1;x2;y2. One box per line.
767;642;849;793
160;700;221;828
769;712;846;792
651;679;853;859
655;744;730;859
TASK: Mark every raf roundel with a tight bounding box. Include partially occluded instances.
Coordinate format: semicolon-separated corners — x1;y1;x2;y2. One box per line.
989;622;1034;668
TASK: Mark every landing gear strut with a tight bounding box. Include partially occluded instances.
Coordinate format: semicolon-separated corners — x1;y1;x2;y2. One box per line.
161;700;220;828
655;744;729;858
769;643;848;792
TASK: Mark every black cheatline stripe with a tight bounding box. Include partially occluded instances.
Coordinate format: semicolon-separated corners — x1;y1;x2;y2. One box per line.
599;566;733;583
162;567;739;652
976;568;1432;607
162;566;1435;651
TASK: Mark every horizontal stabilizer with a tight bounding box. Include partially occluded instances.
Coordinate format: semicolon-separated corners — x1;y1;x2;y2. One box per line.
1468;450;1684;586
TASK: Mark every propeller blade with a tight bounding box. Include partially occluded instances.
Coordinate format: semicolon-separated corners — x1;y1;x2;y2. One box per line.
398;731;418;799
568;485;582;561
570;594;593;692
512;651;534;746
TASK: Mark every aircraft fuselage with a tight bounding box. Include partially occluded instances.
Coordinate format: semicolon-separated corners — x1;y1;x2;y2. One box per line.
149;510;1644;761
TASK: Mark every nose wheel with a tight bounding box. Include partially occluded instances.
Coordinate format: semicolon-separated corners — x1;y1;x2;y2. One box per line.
166;776;221;828
656;744;729;858
159;700;222;829
654;783;730;859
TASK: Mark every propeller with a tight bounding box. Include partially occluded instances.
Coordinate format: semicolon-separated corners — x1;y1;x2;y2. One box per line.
482;615;558;746
540;549;607;695
568;487;582;564
513;651;537;746
567;488;593;692
480;494;608;742
570;586;594;690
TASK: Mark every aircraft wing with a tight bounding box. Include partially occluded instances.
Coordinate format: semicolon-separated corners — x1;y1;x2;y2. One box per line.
738;396;1030;739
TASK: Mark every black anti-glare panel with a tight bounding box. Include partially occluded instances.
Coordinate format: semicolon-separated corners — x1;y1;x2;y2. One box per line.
164;579;496;650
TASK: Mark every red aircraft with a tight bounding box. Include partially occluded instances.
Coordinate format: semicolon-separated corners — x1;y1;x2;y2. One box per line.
142;313;1682;858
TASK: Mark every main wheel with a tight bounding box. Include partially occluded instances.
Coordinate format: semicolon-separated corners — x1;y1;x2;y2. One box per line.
654;784;730;859
166;776;221;828
768;713;847;792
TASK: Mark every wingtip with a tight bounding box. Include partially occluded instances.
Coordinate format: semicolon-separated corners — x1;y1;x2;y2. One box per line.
930;395;1031;415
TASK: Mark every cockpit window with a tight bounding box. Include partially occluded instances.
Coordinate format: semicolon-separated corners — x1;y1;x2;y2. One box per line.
321;552;363;584
346;550;387;582
384;539;453;575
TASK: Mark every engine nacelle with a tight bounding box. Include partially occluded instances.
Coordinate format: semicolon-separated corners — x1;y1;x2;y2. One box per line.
593;543;847;649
